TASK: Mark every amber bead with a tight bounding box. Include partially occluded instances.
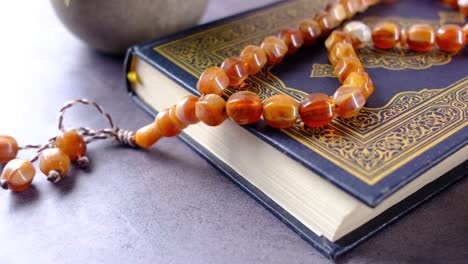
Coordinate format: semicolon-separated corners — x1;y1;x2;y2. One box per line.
334;56;364;83
56;130;86;161
344;21;372;44
399;28;407;47
315;11;338;36
195;94;227;126
343;72;374;99
299;93;336;128
135;123;162;148
226;91;263;125
341;0;360;18
298;19;322;46
436;24;464;53
332;85;366;118
279;28;304;55
463;24;468;44
372;22;399;49
1;159;35;192
39;148;71;178
197;67;229;96
175;95;200;125
325;30;353;50
0;135;18;165
154;108;183;137
240;45;267;75
220;57;249;87
329;3;347;23
328;42;359;67
169;106;189;130
262;95;299;129
459;0;468;16
260;36;288;65
406;24;435;52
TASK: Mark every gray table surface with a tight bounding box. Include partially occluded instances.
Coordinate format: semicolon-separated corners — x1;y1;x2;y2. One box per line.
1;1;467;264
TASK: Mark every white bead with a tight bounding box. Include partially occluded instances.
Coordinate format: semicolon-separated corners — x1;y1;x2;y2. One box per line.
343;21;372;43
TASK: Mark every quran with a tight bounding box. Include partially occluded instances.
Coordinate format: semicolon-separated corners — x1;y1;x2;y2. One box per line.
125;0;467;258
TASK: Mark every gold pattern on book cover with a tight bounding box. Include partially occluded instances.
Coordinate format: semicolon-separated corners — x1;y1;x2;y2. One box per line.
153;0;467;185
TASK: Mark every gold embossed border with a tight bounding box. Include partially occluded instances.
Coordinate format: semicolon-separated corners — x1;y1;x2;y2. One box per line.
153;0;468;185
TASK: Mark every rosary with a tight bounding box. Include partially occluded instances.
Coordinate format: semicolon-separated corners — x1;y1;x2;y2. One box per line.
1;0;467;192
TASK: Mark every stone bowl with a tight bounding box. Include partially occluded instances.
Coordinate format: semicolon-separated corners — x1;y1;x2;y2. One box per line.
50;0;208;54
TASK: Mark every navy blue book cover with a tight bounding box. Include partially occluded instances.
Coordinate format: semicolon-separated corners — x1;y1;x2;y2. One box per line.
125;0;467;258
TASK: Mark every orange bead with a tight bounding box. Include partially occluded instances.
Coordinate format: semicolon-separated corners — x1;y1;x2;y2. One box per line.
298;19;322;45
315;11;339;36
240;45;267;75
279;28;304;54
332;85;366;118
299;93;336;128
169;106;189;130
334;56;364;83
39;148;71;181
195;94;227;126
262;95;299;129
463;24;468;44
372;22;399;49
459;0;468;16
436;24;464;53
325;30;353;50
226;91;263;125
1;159;35;192
56;130;86;161
341;0;360;18
406;24;435;52
0;135;18;165
154;108;183;137
329;3;347;23
197;67;230;96
260;36;288;65
343;72;374;98
175;95;200;125
329;42;359;66
220;57;249;87
135;123;162;148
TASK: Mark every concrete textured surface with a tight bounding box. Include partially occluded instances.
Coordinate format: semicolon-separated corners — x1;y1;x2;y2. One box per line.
0;1;467;263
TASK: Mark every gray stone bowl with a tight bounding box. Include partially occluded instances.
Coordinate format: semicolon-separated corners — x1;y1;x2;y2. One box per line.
50;0;208;54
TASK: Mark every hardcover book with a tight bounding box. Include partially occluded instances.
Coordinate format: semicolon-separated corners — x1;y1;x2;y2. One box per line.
124;0;467;259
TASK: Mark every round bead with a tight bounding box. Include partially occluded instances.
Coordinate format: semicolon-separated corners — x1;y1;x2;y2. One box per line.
154;108;183;137
333;56;364;83
56;130;86;161
315;11;339;36
372;22;399;49
1;159;35;192
436;24;464;53
262;95;299;129
135;123;162;148
329;42;359;66
341;0;360;19
332;85;366;118
220;57;249;87
0;135;19;165
240;45;267;75
325;30;353;51
343;21;372;44
175;95;200;125
299;93;336;128
458;0;468;17
195;94;228;126
298;19;322;46
260;36;288;65
169;105;189;130
406;24;435;52
279;28;304;54
39;148;71;178
343;71;374;99
330;3;347;23
197;67;229;96
226;91;263;125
